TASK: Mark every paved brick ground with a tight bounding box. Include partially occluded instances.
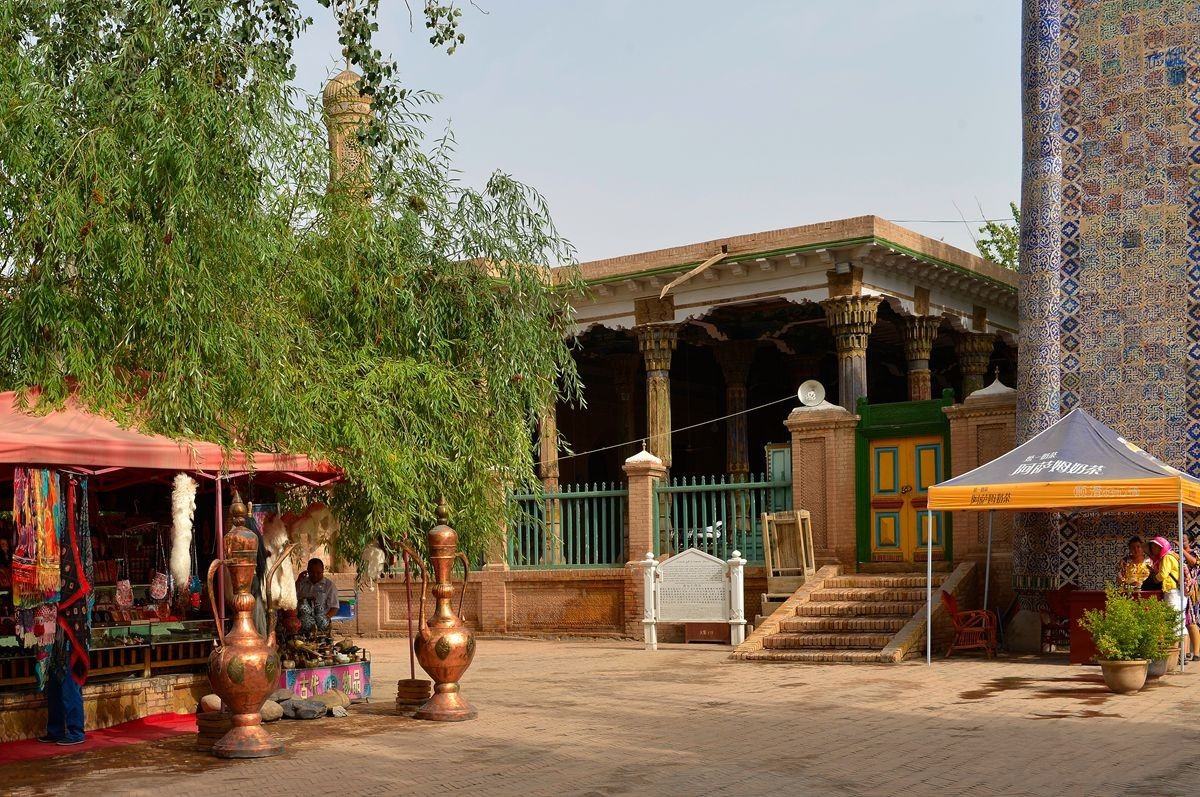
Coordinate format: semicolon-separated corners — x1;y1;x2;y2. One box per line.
5;638;1200;796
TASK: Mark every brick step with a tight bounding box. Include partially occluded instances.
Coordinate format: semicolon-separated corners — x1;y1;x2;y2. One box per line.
857;561;953;574
780;616;909;633
795;600;923;617
811;587;928;603
736;649;889;663
824;575;944;589
764;632;892;650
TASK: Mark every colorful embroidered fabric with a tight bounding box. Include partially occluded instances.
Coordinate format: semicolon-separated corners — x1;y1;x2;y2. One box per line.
12;468;62;608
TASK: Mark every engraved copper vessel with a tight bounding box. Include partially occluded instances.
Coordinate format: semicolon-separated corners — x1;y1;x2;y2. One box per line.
205;492;289;758
413;500;477;722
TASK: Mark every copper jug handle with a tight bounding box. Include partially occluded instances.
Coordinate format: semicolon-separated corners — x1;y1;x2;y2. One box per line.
206;558;226;646
262;542;297;647
454;551;471;620
400;543;429;631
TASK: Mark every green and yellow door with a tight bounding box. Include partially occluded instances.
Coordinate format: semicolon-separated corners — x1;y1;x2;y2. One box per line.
868;435;945;562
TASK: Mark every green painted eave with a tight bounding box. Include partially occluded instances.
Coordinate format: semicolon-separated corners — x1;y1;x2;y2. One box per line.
577;235;1016;295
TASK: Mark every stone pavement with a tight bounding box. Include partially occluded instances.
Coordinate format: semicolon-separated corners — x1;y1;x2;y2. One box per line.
5;637;1200;796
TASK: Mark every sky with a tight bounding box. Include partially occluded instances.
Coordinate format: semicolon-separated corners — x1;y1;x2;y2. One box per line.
293;1;1020;263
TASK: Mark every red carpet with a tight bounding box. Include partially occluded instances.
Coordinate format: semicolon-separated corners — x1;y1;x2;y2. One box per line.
0;712;196;765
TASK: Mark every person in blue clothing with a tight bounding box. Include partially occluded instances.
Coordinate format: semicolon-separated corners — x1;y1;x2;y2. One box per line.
39;638;85;746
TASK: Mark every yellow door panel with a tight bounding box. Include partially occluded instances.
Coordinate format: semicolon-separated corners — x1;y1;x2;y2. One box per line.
870;435;946;563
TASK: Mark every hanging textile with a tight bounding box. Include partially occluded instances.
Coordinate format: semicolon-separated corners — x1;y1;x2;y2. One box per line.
55;476;93;685
12;468;62;607
11;467;64;690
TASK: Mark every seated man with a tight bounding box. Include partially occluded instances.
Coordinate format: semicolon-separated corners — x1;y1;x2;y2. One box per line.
295;558;340;635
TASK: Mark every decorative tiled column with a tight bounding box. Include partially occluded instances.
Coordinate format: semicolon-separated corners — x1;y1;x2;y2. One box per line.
714;341;756;478
636;324;678;469
900;316;941;402
538;411;563;564
820;295;881;411
1013;0;1063;644
955;332;996;399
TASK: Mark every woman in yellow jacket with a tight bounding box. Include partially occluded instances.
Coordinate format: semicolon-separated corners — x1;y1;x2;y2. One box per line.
1148;536;1187;645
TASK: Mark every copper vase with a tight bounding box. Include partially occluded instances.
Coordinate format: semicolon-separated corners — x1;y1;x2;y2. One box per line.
205;492;288;758
413;501;477;722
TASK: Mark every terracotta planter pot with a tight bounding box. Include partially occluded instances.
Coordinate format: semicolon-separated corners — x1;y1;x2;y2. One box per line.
1148;647;1182;680
1098;659;1149;694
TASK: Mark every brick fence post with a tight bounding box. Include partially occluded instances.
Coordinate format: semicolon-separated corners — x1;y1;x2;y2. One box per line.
478;522;510;634
623;449;666;638
784;402;859;568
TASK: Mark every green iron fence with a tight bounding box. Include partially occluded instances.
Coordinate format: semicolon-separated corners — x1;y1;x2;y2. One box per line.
507;482;628;568
652;473;791;563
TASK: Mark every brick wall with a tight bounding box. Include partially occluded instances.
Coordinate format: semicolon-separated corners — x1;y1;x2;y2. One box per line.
0;672;207;743
944;388;1017;612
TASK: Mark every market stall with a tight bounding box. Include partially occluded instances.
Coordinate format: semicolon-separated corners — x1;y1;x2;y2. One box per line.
925;407;1200;665
0;390;342;738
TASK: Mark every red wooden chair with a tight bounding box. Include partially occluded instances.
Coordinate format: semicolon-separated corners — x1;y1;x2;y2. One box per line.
940;590;998;658
1039;583;1074;653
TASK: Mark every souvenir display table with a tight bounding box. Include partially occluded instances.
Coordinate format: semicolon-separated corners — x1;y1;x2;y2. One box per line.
277;636;371;702
1067;589;1163;664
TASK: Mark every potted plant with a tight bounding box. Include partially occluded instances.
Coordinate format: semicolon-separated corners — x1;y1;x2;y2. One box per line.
1080;586;1179;694
1142;595;1184;679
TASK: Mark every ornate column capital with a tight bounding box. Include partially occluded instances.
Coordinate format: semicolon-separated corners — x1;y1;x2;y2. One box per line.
900;315;942;364
819;295;882;356
955;331;996;397
713;340;757;384
637;323;678;373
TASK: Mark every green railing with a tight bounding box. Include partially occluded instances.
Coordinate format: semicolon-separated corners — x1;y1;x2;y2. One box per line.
507;482;628;568
652;473;791;563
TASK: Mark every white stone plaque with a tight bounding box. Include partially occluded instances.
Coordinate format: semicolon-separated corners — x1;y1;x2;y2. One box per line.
656;548;729;623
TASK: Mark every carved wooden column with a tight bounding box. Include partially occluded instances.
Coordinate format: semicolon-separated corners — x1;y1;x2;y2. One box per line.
900;316;941;401
819;295;881;411
714;342;756;478
612;353;641;461
636;324;678;470
955;332;996;399
537;411;562;564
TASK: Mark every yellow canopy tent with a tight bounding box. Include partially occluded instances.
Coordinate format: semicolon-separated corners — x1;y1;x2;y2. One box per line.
921;407;1200;665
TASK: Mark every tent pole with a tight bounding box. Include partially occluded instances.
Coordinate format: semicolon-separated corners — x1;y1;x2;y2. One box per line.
926;509;933;666
1179;500;1186;672
984;510;993;614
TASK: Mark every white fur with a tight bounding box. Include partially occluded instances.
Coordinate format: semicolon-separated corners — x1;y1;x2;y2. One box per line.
361;544;386;590
262;514;298;610
170;474;197;591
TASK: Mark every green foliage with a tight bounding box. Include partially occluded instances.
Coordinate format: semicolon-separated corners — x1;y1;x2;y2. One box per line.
0;0;580;565
1080;585;1179;662
976;202;1020;270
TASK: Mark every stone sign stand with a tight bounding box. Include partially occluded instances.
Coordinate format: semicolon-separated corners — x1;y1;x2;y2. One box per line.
640;548;747;650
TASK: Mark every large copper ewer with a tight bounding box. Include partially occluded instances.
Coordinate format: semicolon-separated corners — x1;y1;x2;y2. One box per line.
412;500;477;722
205;492;289;758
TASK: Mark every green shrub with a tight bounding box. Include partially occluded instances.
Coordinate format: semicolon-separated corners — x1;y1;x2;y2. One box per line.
1080;585;1180;661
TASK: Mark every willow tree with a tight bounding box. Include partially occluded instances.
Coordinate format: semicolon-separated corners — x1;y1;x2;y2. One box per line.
0;0;580;563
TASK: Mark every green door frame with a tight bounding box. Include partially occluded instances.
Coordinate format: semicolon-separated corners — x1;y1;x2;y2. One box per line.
855;389;954;565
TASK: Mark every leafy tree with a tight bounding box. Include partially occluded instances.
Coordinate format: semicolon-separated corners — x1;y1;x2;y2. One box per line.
0;0;580;564
976;202;1020;270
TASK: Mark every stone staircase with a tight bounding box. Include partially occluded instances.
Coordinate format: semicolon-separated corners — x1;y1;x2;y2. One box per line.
741;572;948;663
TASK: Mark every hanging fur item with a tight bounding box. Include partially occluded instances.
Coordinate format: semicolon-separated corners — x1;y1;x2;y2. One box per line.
169;474;197;593
262;514;297;610
361;544;386;590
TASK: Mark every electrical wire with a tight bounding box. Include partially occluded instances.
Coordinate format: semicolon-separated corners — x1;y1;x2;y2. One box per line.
540;392;800;466
891;217;1014;223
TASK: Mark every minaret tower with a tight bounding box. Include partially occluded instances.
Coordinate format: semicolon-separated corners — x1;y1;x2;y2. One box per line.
322;66;373;199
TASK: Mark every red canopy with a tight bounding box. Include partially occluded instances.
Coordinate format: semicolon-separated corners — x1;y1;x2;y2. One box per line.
0;391;336;481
